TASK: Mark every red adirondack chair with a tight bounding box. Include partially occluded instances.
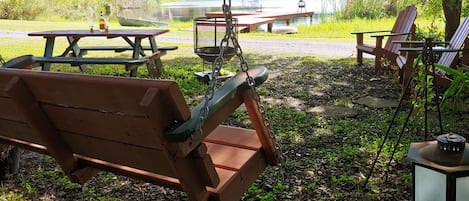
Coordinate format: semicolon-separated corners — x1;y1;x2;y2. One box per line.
352;5;417;74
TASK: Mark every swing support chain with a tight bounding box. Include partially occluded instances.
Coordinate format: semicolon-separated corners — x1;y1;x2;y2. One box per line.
194;0;282;164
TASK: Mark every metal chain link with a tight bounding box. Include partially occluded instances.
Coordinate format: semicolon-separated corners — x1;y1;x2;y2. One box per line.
227;12;282;162
195;1;282;162
0;55;5;65
194;4;231;140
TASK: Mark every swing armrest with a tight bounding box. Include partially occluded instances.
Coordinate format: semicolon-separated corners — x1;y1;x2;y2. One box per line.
164;66;268;142
2;54;35;69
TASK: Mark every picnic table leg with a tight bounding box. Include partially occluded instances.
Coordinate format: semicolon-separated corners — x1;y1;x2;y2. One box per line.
130;37;143;77
66;36;87;72
0;145;20;179
123;36;146;56
267;23;273;32
42;36;55;71
147;36;163;79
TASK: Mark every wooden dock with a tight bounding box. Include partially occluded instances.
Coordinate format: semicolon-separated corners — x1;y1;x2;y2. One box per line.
204;11;314;32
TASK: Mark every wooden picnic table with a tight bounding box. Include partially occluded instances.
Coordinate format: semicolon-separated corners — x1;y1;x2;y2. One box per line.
205;11;314;32
28;29;170;78
236;17;276;32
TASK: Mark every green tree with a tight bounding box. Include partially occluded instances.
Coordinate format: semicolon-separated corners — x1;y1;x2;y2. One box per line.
442;0;462;41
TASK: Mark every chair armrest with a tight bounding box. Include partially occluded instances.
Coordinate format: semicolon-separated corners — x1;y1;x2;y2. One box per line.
371;32;411;37
433;48;468;53
398;47;424;52
392;40;424;45
392;40;449;45
351;30;391;35
399;47;467;53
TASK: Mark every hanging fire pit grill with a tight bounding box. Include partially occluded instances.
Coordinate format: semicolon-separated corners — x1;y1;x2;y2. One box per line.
193;16;238;83
193;17;238;63
194;46;236;63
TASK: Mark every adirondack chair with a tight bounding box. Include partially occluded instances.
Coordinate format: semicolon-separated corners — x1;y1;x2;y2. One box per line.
0;55;279;201
396;17;469;89
352;5;417;74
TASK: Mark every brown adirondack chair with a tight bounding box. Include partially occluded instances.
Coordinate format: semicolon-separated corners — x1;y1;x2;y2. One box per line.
352;5;417;74
0;55;279;201
396;17;469;89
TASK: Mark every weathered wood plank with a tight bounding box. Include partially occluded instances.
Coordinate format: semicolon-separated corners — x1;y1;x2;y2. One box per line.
28;29;169;38
3;76;78;175
0;97;24;122
205;142;257;171
62;131;175;177
242;90;279;165
79;45;178;53
190;143;220;187
33;57;148;65
0;119;40;144
207;146;266;201
0;68;190;116
42;104;163;149
205;126;261;150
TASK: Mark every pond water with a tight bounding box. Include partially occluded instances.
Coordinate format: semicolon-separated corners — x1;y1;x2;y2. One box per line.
119;0;344;27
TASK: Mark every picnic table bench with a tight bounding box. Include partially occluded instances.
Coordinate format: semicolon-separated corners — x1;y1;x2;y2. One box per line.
28;29;174;79
78;45;178;55
33;51;165;73
0;58;279;201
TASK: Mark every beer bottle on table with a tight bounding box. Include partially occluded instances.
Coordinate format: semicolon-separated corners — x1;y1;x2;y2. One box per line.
99;11;106;32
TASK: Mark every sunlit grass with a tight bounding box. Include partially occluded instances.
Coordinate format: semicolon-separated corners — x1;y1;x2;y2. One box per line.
240;16;439;43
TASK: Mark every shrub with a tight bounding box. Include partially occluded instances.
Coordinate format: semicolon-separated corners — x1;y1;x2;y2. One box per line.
0;0;130;21
337;0;410;19
414;21;445;41
0;0;45;20
46;0;119;20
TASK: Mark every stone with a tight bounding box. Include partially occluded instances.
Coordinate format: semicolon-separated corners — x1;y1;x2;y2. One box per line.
308;105;358;118
353;96;399;108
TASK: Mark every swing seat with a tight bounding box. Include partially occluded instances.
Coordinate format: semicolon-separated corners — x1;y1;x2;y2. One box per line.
0;56;279;201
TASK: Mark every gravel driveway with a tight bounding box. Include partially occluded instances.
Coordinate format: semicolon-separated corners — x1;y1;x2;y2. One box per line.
0;30;360;58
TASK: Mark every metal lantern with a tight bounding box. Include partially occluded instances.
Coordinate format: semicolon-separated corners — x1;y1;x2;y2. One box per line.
407;133;469;201
193;17;237;64
298;0;306;12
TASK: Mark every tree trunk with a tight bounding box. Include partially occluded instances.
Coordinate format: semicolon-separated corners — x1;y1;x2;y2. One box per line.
442;0;462;41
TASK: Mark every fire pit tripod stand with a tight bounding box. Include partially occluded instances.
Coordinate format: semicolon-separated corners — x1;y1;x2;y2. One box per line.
193;16;238;83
